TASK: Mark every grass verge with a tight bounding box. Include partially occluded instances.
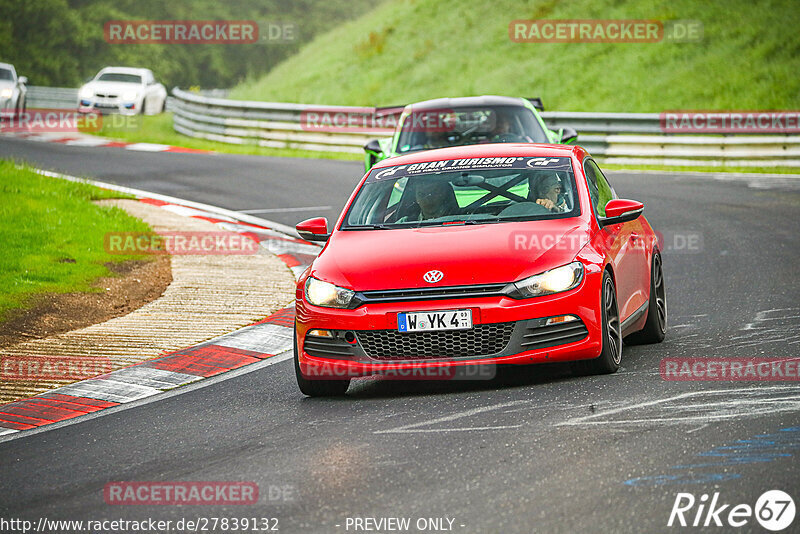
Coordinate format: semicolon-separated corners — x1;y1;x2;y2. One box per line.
601;163;800;175
229;0;800;112
0;160;152;322
96;113;361;161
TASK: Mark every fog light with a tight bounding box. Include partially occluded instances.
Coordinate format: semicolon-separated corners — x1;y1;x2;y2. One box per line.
308;329;333;338
546;315;579;325
344;332;356;344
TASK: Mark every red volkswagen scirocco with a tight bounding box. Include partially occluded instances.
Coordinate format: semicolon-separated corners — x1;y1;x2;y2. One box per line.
293;144;666;396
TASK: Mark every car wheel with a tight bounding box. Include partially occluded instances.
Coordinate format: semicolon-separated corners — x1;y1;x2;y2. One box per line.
626;252;667;344
572;271;622;375
294;325;350;397
140;98;147;115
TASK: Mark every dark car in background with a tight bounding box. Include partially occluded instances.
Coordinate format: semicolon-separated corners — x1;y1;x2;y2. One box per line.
363;95;577;170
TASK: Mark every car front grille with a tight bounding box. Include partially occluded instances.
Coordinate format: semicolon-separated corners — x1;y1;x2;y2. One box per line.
358;283;507;304
356;322;515;360
521;319;588;350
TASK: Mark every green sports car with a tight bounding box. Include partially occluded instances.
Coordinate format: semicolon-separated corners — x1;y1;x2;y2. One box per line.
363;95;577;171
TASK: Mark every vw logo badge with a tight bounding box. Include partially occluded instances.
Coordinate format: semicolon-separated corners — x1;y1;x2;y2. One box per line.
423;270;444;283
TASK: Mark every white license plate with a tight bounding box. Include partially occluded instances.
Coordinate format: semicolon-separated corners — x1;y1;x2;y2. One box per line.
397;309;472;332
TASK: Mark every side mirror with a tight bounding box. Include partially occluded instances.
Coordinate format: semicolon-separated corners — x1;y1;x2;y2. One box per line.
364;139;384;170
18;76;27;85
559;126;578;144
599;199;643;227
296;217;330;242
364;139;382;153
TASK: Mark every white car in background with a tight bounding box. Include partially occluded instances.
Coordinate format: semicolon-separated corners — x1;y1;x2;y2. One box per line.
78;67;167;115
0;62;27;117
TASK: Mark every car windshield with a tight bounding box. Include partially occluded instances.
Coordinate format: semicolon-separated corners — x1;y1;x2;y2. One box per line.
396;105;548;154
343;156;579;229
0;68;14;81
96;73;142;84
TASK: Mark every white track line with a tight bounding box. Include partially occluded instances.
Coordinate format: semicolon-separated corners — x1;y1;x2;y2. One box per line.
238;206;332;214
375;400;528;434
32;168;302;238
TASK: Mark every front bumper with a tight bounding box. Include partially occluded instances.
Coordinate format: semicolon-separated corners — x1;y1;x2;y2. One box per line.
79;99;137;115
295;268;604;379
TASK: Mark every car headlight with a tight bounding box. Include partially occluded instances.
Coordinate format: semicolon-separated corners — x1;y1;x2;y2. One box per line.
79;87;93;99
121;90;138;101
504;262;584;299
0;88;12;99
305;277;355;308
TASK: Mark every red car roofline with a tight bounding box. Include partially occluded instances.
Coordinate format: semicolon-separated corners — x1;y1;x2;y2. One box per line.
371;143;589;168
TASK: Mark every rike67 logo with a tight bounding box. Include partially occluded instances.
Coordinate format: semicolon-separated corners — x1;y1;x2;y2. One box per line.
668;490;795;531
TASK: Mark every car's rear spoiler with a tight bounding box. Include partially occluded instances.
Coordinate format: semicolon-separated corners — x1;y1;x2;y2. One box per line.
526;97;544;112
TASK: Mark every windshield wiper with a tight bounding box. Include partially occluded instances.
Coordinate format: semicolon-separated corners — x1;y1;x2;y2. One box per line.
345;223;392;230
412;219;498;228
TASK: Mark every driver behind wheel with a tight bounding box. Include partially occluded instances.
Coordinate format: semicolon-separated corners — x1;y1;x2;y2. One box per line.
489;111;533;143
397;180;461;222
532;174;568;213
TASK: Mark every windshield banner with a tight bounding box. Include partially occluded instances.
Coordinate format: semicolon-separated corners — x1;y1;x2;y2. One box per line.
369;157;572;181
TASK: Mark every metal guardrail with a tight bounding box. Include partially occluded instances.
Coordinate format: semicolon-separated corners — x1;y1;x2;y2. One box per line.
26;86;177;114
26;86;79;110
165;87;798;167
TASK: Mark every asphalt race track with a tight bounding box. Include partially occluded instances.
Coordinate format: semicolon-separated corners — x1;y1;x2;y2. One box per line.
1;138;799;533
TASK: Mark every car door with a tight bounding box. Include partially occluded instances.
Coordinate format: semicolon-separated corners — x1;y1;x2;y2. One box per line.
583;158;648;321
143;71;158;113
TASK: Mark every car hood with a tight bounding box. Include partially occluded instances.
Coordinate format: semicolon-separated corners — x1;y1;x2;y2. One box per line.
82;81;142;95
311;219;590;290
0;81;15;91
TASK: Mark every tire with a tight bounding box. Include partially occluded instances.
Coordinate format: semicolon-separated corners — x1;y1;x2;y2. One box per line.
140;98;147;115
572;271;622;375
294;326;350;397
626;252;667;344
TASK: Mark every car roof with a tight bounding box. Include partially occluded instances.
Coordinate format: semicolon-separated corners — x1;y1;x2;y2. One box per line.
406;95;527;111
0;62;15;72
97;67;150;76
372;143;589;168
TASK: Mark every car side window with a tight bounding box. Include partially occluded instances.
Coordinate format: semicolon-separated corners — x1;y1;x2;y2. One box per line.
583;159;616;217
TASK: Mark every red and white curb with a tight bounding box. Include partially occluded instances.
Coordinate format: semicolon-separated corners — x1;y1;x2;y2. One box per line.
0;131;211;154
0;176;317;438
